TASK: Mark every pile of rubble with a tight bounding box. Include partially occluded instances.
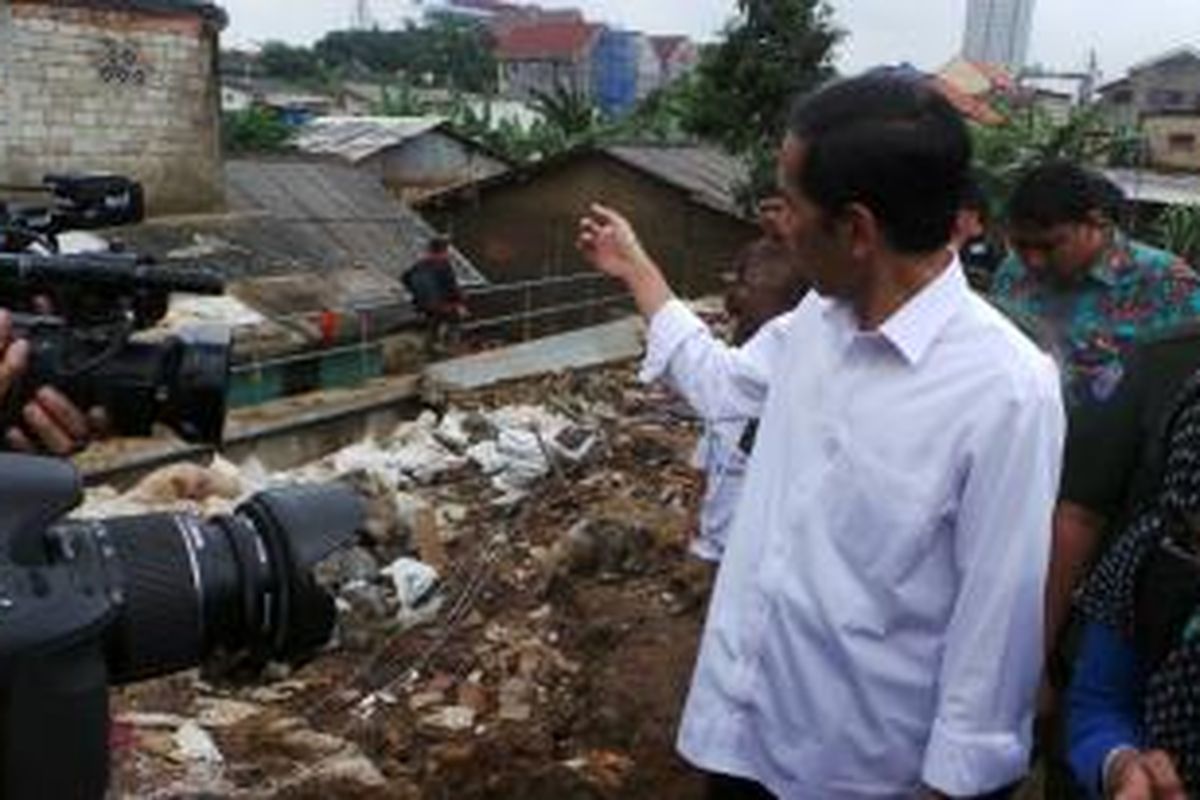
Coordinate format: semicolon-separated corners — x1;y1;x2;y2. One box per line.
94;365;714;799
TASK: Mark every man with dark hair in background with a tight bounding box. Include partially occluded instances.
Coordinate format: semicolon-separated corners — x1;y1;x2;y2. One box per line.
692;234;808;563
579;71;1063;799
955;174;1004;291
994;161;1200;410
992;161;1200;692
993;163;1200;799
402;235;467;353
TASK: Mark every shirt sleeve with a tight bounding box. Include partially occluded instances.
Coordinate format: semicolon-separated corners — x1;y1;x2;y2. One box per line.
921;357;1066;796
1066;621;1144;800
640;299;790;424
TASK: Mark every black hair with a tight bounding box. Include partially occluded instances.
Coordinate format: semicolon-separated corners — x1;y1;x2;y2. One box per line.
786;69;972;254
428;235;450;254
1007;161;1127;228
960;171;990;221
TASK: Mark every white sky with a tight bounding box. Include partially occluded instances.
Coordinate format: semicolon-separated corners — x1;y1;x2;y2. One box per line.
218;0;1200;82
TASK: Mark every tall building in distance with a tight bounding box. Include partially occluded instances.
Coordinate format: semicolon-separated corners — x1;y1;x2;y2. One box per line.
962;0;1036;70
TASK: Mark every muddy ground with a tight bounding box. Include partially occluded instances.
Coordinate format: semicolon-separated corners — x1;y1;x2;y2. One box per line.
107;365;717;800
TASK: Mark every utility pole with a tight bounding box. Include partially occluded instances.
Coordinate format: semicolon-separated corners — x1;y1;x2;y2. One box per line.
353;0;373;30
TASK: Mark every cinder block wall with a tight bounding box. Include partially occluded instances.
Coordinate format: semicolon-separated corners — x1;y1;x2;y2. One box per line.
0;0;223;215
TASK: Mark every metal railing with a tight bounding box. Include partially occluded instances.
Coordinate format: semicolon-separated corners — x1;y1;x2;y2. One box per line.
227;271;632;384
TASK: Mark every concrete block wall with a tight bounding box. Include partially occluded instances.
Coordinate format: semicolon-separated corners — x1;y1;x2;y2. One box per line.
0;1;223;215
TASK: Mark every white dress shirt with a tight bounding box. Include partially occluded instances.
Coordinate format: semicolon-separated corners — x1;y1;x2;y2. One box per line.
643;262;1064;799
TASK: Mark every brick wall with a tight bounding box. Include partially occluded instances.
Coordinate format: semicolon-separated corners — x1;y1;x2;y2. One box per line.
0;1;223;215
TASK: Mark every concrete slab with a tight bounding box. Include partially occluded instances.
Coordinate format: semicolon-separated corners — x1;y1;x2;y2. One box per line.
423;317;645;395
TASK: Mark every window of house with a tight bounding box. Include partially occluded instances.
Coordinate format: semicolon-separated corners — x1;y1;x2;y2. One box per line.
1112;89;1133;104
1149;88;1188;108
1168;133;1197;153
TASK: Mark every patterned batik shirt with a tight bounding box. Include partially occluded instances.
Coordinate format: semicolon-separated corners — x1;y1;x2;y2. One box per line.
992;234;1200;407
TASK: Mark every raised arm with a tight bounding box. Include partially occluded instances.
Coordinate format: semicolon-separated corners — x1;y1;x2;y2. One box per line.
578;204;788;423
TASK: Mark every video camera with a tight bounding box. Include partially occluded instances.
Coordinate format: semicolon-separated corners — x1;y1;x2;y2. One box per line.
0;175;230;445
0;454;366;798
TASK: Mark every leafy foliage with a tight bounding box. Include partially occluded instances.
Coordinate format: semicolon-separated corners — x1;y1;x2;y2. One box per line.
971;100;1142;213
257;16;496;93
1154;205;1200;264
258;42;320;81
222;107;293;154
683;1;840;157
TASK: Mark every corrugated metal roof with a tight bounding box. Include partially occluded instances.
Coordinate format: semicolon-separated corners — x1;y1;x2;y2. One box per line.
295;117;449;164
106;158;488;287
1104;168;1200;208
602;145;750;218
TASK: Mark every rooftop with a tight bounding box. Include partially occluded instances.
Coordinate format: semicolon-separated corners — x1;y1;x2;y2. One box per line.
493;20;603;61
419;143;751;220
46;0;228;26
294;117;451;164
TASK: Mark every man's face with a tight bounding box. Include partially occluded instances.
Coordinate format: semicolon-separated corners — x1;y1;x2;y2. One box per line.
1009;217;1107;285
757;196;790;240
776;134;864;299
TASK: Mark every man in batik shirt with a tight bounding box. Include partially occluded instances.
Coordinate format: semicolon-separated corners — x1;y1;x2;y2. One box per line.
994;160;1200;797
993;161;1200;409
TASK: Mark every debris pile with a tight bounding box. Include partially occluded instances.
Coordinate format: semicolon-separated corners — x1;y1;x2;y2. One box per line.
96;364;714;799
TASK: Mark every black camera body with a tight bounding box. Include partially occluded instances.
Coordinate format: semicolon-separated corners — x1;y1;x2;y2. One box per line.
0;454;365;799
0;176;231;445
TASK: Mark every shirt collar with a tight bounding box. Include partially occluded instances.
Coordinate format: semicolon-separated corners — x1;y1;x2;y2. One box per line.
875;257;970;366
820;257;970;366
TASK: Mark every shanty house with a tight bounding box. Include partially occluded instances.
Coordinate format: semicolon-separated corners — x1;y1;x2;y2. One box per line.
494;20;603;102
295;116;510;201
417;144;757;299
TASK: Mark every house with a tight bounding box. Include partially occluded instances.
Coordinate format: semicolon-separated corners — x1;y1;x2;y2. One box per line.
222;78;366;121
651;36;700;87
1031;87;1074;125
294;116;511;201
416;144;757;299
1097;47;1200;129
592;30;660;114
106;156;489;362
0;0;227;215
494;19;604;101
1142;113;1200;172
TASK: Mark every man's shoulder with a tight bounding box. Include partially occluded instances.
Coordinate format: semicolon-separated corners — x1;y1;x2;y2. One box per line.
1125;238;1196;280
959;292;1061;397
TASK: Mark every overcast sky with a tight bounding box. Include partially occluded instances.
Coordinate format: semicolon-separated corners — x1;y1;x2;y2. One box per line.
219;0;1200;81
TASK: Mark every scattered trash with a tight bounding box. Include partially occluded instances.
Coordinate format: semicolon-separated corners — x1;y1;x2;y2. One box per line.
174;720;223;766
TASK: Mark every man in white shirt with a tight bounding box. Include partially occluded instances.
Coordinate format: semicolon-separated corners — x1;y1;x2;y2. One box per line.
578;71;1065;799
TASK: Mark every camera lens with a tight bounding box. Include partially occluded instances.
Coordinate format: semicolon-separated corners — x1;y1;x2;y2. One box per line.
160;327;231;446
49;484;363;684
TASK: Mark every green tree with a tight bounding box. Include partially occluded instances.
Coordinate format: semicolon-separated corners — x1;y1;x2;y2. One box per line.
971;100;1141;211
1154;205;1200;264
258;42;320;81
683;0;841;190
222;107;293;154
311;17;496;92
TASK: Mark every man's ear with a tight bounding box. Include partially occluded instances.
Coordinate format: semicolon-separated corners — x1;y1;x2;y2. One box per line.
840;203;881;261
